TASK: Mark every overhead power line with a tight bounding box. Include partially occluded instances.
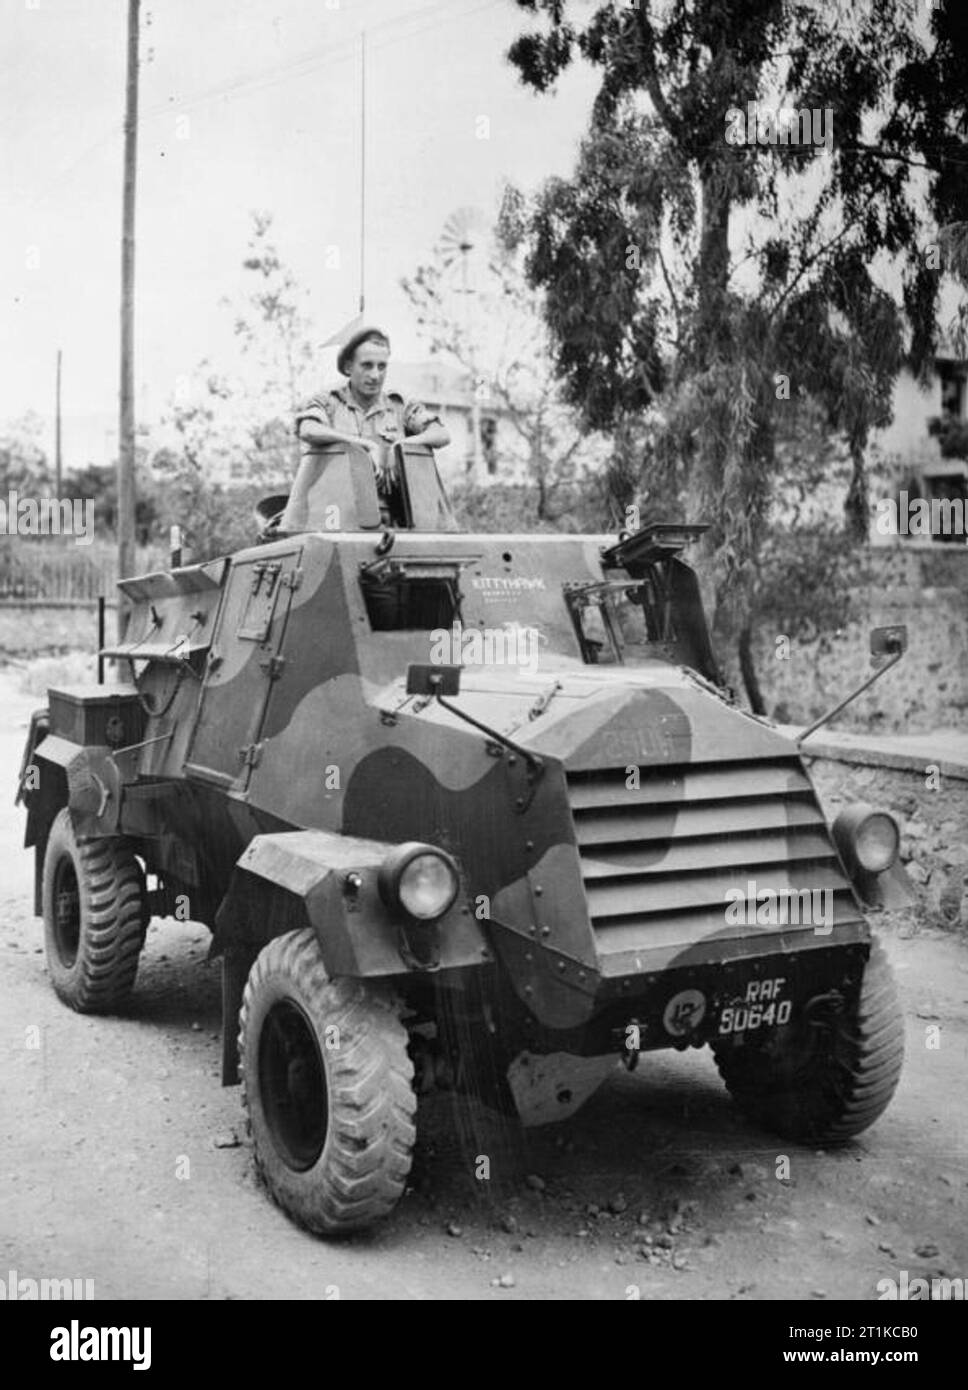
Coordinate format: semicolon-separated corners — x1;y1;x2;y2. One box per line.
30;0;504;207
138;0;503;122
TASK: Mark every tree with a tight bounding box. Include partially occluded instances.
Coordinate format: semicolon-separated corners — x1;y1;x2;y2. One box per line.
0;413;52;494
739;397;859;712
890;0;968;348
68;459;161;543
401;197;610;523
151;213;318;559
506;0;968;670
151;372;263;561
228;211;317;477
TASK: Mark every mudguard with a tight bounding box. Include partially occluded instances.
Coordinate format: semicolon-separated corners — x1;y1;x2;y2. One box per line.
214;828;486;978
24;736;123;835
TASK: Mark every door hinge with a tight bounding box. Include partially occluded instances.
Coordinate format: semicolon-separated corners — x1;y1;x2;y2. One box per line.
282;567;303;591
239;741;265;769
258;654;286;680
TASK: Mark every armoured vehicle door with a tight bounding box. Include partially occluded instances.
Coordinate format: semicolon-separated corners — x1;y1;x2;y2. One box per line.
185;546;303;793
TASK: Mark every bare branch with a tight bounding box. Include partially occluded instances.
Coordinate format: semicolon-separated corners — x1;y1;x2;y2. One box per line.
631;8;683;147
656;244;682;342
767;210;864;323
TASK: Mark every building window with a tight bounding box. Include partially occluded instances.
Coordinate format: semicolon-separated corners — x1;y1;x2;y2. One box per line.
938;361;966;420
925;473;968;543
481;417;498;475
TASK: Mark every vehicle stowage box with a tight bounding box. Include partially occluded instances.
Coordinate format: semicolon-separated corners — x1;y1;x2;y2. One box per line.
47;685;144;749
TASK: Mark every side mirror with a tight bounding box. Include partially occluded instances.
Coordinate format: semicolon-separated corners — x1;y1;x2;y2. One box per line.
870;625;907;658
404;661;542;781
406;663;461;697
799;624;908;747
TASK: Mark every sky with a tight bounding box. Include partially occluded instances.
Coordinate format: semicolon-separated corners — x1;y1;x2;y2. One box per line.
1;0;600;466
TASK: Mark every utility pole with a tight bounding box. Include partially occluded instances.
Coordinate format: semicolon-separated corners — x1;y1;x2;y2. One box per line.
54;348;62;500
117;0;140;638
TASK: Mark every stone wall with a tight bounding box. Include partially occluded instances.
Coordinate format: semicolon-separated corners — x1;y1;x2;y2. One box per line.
750;545;968;733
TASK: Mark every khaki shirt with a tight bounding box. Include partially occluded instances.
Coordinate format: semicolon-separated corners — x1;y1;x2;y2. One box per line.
295;385;440;448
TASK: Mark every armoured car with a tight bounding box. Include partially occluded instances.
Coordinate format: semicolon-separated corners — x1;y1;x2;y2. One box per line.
18;441;910;1233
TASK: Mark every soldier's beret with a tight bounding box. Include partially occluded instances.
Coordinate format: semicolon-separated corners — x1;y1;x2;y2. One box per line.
337;326;391;376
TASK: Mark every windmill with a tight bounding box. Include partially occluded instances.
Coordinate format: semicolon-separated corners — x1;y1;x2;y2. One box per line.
439;207;490;484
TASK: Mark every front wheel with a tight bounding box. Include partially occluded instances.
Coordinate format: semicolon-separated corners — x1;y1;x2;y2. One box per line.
41;808;147;1013
712;938;904;1143
239;929;416;1236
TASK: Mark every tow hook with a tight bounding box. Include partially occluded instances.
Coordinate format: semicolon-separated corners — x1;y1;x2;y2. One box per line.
803;990;845;1030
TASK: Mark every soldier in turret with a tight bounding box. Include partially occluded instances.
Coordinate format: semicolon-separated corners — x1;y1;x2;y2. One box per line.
295;326;450;512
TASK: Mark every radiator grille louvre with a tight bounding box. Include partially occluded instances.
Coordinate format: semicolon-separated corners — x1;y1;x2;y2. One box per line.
567;759;858;952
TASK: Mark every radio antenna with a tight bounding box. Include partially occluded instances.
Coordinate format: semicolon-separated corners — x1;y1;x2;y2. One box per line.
359;29;366;314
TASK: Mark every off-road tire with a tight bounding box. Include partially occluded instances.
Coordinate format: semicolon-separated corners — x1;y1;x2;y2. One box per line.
41;808;147;1013
239;928;416;1236
712;938;904;1143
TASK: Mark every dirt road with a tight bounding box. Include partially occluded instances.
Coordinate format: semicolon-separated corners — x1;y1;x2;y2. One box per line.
1;674;965;1300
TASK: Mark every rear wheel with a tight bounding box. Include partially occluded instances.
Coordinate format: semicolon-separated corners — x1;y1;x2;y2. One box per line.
41;808;147;1013
712;938;904;1143
239;928;416;1235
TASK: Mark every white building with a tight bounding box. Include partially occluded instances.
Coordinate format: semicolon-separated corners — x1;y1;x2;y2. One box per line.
386;360;514;486
871;348;968;545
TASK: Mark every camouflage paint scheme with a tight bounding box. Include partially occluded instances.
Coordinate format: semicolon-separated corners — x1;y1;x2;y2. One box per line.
20;446;882;1081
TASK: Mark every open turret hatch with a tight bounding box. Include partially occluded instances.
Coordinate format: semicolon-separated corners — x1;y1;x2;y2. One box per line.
273;441;457;535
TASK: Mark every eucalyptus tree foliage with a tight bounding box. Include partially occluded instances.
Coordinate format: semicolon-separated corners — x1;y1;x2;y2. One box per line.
505;0;968;643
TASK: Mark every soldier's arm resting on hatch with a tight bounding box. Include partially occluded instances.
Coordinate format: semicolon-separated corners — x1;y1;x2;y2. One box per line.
404;421;450;449
297;419;377;453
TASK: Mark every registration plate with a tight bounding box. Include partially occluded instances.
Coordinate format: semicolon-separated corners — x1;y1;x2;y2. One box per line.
717;974;793;1036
